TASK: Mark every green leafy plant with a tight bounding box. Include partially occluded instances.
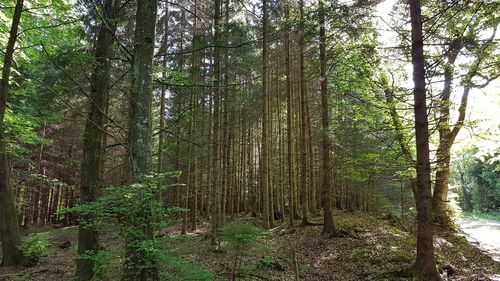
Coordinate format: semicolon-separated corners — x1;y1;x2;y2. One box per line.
72;172;178;279
258;255;275;267
221;223;266;280
17;232;50;266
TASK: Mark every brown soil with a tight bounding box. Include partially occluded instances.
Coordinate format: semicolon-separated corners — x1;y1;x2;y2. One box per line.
0;212;498;280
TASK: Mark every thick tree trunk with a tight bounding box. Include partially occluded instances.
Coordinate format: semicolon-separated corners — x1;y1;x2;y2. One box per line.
0;0;25;267
319;0;335;235
430;43;459;226
126;0;158;279
76;0;120;279
432;144;452;225
409;0;442;279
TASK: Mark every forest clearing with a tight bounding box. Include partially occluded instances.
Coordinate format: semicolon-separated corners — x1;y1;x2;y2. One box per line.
0;0;499;280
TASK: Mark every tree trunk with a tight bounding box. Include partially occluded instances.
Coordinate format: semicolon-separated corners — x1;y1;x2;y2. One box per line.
76;0;120;279
409;0;442;279
319;0;335;235
157;2;168;202
212;0;223;231
0;0;25;267
260;0;271;229
285;0;295;227
126;0;158;279
298;0;309;225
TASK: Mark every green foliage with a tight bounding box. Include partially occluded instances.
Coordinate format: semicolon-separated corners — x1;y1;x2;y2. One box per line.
221;223;267;279
160;249;216;281
258;255;275;267
72;172;179;278
221;223;265;249
452;146;500;213
463;211;500;222
17;232;50;266
73;172;176;231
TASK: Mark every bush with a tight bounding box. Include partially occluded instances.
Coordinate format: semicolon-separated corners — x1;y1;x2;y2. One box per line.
221;223;266;279
18;232;50;266
72;172;179;280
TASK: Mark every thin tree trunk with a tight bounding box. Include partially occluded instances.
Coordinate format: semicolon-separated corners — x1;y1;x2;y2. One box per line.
298;0;309;225
260;0;271;229
319;0;335;235
0;0;25;266
285;1;294;227
158;2;169;203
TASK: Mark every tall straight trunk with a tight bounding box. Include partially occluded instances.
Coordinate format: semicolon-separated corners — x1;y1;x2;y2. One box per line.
127;0;158;279
276;66;285;223
409;0;441;279
221;0;231;225
212;0;223;231
0;0;24;266
319;0;335;235
298;0;309;225
261;0;271;229
158;2;169;199
189;0;202;231
268;46;274;228
305;89;315;212
76;0;120;279
50;185;60;223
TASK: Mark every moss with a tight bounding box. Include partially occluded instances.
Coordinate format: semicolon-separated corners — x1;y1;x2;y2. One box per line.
350;248;373;261
388;247;412;263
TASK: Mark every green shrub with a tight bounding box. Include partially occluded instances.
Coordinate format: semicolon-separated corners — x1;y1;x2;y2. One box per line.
221;223;265;248
72;172;179;280
18;232;50;266
221;223;266;279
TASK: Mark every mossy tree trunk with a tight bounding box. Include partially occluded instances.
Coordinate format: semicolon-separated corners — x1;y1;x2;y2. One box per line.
126;0;158;280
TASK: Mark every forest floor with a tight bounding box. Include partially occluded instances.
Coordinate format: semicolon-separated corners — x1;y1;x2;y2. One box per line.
0;211;499;281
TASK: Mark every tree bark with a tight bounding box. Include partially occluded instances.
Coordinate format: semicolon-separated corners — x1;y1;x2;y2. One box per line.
298;0;309;225
260;0;271;229
0;0;25;267
212;0;223;231
126;0;158;279
76;0;120;278
319;0;335;235
409;0;442;279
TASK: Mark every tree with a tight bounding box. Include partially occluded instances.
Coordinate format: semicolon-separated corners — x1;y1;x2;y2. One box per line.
318;0;335;235
285;0;295;227
298;0;310;225
0;0;25;267
261;0;271;229
428;1;499;226
126;0;159;279
408;0;442;279
76;0;121;279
